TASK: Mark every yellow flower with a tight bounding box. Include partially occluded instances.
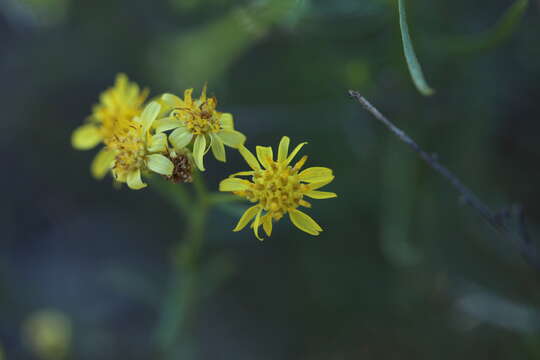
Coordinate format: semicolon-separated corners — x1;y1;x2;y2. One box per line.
157;86;246;171
71;73;148;149
108;102;175;190
219;136;337;240
71;74;149;179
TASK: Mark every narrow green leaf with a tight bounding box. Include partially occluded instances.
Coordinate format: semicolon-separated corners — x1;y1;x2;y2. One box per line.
448;0;529;54
398;0;434;96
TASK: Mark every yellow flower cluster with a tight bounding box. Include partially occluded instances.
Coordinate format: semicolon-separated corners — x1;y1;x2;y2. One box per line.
71;75;245;189
72;74;336;239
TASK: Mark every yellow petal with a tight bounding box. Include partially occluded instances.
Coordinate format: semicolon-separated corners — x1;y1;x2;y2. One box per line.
125;80;136;98
127;169;147;190
169;127;193;149
184;88;193;105
238;145;261;171
262;214;273;237
304;190;337;199
113;169;127;182
116;73;128;88
200;83;208;103
146;154;174;176
298;167;334;183
154;117;184;133
71;124;102;150
233;205;261;232
219;178;251;192
220;113;234;130
210;133;226;162
161;93;184;108
289;209;322;235
230;171;255;177
217;130;246;148
90;148;115;179
206;97;217;109
307;176;335;190
256;146;273;169
252;208;263;240
286;141;307;165
277;136;290;163
193;134;207;171
293;155;308;171
141;102;161;132
147;133;168;153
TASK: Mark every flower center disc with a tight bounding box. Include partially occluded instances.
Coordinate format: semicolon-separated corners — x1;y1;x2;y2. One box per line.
112;126;146;176
249;162;305;220
173;101;221;135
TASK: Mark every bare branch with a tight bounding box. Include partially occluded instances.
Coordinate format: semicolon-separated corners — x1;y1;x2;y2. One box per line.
348;90;537;268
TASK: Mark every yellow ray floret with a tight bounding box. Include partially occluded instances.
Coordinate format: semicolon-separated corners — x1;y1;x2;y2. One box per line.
219;136;337;240
157;85;246;171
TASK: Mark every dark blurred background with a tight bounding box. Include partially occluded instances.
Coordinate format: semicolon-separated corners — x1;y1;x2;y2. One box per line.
2;0;540;359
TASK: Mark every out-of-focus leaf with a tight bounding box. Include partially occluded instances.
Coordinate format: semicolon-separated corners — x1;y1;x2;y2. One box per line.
448;0;529;54
455;288;540;332
397;0;434;96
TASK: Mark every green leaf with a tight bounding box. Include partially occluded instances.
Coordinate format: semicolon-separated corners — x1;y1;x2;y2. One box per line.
398;0;434;96
448;0;529;54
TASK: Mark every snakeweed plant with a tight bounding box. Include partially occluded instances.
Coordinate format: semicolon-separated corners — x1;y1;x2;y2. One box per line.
71;74;337;357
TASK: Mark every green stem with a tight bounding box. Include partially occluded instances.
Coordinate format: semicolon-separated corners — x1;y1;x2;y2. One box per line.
154;172;209;360
152;173;241;359
178;174;208;268
192;170;207;203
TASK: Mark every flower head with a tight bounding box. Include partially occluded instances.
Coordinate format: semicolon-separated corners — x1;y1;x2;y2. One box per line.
70;75;175;189
71;73;148;150
219;136;336;240
157;86;246;171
